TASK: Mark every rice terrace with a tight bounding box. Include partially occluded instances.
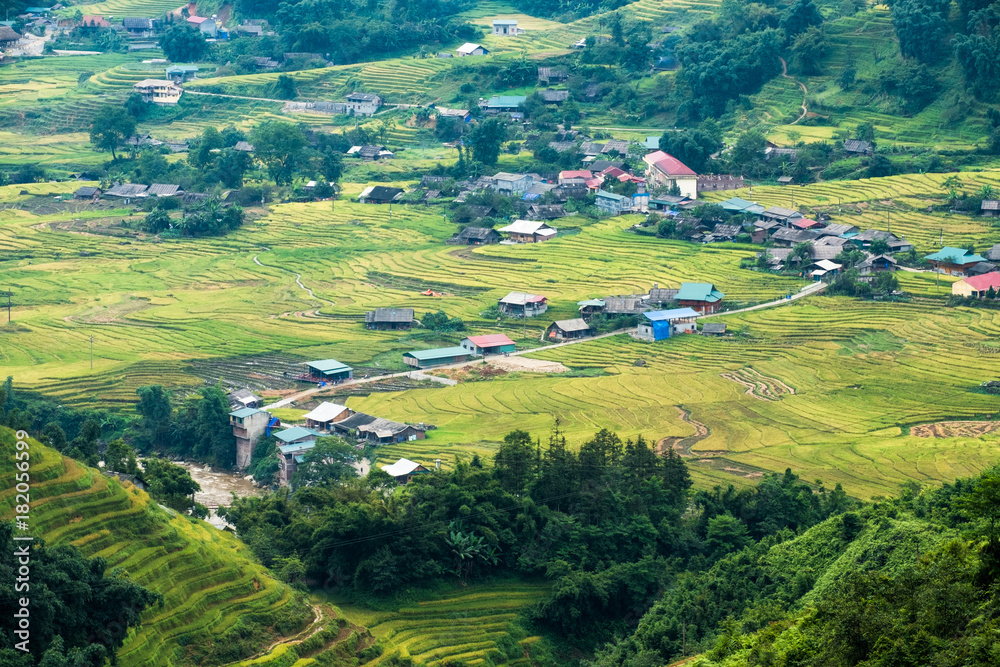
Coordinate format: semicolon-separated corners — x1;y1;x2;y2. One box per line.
2;0;1000;664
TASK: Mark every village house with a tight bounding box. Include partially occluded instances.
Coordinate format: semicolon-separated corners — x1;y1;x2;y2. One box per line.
228;388;263;409
238;22;264;36
595;189;634;215
701;322;727;336
357;418;426;444
303;359;353;382
697;175;744;193
704;223;742;242
576;298;606;319
104;183;149;203
276;427;321;485
448;227;502;245
985;244;1000;262
381;458;431;484
982;200;999;217
539;89;569;104
558;169;592;186
187;15;218;37
675;282;725;314
358;185;403;203
365;307;414;330
461;333;516;355
643;151;698;199
791;218;823;231
601;296;648;316
546;318;592;341
252;56;279;69
133;79;182;105
719;197;765;216
844;139;874;156
498;219;556;243
777;176;793;185
303;401;352;431
73;186;101;200
403;346;471;369
771;227;823;247
345;92;381;116
525;204;566;220
817;223;858;237
233;140;254;152
331;412;377;437
498;292;548;318
636;308;699;341
765;146;798;161
968;261;998;276
492;18;522;35
230;407;273;469
482;95;526;114
147;183;183;197
924;247;987;275
760;206;803;227
857;254;898;275
952;272;1000;298
537;67;568;84
123;17;155;36
165;65;198;82
457;42;488;56
807;259;842;280
80;15;110;28
490;172;532;194
348;144;393;160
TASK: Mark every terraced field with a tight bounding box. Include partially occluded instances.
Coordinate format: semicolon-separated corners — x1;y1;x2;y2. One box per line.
336;582;550;667
0;428;314;666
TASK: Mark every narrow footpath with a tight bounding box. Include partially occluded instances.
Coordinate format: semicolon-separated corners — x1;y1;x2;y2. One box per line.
779;57;809;125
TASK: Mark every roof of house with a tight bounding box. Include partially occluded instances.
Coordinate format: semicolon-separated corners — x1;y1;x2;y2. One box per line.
382;458;426;477
492;18;518;24
457;42;485;54
229;388;261;402
360;185;403;201
985;244;1000;261
596;189;629;202
493;171;529;182
455;226;499;241
773;228;822;244
498;219;553;235
486;95;526;108
500;292;546;305
818;223;858;236
105;183;149;197
924;247;986;265
358;418;421;439
307;358;351;373
229;407;262;418
526;204;566;219
981;200;1000;211
602;296;646;314
537;66;567;79
602;139;630;154
702;322;727;333
969;261;998;275
365;308;414;324
792;218;822;229
958;272;1000;292
712;224;741;237
333;412;377;431
166;65;198;73
844;139;873;153
643;151;696;176
404;346;469;361
551;318;590;332
122;17;153;28
719;197;757;211
302;402;349;422
857;254;898;269
763;206;801;219
560;169;592;180
347;92;380;101
464;333;515;347
648;287;679;302
853;229;899;242
675;282;725;303
147;183;181;196
187;15;209;23
812;259;843;271
74;186;99;197
134;79;177;89
275;426;319;443
644;307;700;321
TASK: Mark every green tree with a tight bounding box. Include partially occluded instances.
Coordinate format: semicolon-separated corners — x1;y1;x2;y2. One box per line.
143;458;201;512
103;438;137;473
250;120;307;185
730;130;767;176
290;437;358;488
467;117;507;166
135;385;173;448
869;237;891;255
157;24;208;62
215;148;253;188
123;92;146;119
659;128;721;174
274;74;298;100
954;5;1000;101
89;106;136;160
855;121;876;143
493;429;536;495
790;26;827;75
193;385;234;466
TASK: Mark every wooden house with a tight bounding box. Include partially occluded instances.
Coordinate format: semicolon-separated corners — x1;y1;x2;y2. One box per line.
358;185;403;203
365;307;414;330
448;226;501;245
498;292;548;318
675;282;724;314
403;346;470;369
844;139;874;156
358;419;426;444
577;298;606;319
981;200;999;217
924;247;987;276
461;334;516;355
498;219;556;243
537;67;568;84
381;458;431;484
73;186;100;200
857;254;897;275
546;318;592;341
228;388;263;409
526;204;567;220
760;206;803;227
302;401;352;431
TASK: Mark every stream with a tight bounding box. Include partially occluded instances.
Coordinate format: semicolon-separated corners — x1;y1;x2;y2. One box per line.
175;461;265;530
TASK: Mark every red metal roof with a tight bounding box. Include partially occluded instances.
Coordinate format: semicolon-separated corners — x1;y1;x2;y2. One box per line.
559;170;592;179
792;218;822;229
645;151;696;176
466;334;515;347
960;272;1000;291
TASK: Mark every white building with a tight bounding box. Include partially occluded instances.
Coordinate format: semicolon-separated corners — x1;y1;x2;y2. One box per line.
457;42;488;56
492;19;523;36
133;79;182;104
345;92;382;116
642;151;698;199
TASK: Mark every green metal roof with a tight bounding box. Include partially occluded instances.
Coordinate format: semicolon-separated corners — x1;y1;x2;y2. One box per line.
278;441;315;455
229;407;261;418
924;247;986;265
577;299;606;307
275;426;319;443
403;346;469;361
596;189;629;202
675;282;725;303
307;359;351;373
487;95;526;108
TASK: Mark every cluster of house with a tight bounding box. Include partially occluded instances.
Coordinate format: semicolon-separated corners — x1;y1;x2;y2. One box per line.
71;181;234;207
574;282;727;340
927;245;1000;277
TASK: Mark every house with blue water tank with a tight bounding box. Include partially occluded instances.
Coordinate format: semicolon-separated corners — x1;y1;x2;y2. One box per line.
230;407;275;469
636;307;699;342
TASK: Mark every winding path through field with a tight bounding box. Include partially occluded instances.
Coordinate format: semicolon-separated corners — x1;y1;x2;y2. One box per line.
254;254;335;306
779;57;809;126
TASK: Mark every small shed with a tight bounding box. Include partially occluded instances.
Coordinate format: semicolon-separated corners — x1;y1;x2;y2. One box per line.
526;204;566;220
228;388;263;409
546;318;592;341
636;308;699;342
403;346;470;369
302;401;351;431
457;42;488;56
381;458;431;484
358;419;426;444
448;227;502;245
461;334;516;355
359;185;404;204
73;186;100;200
304;359;353;382
981;200;999;217
701;322;727;336
365;307;415;330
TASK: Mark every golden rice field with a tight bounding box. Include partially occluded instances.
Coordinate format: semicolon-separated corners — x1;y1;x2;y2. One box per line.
0;428;313;666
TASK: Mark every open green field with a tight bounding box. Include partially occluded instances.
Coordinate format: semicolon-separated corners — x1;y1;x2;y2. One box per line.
0;428;314;666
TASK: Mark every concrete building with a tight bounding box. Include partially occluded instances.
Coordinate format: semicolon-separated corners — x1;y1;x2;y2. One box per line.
492;19;522;35
230;407;272;469
642;151;698;199
636;308;699;342
133;79;182;105
345;92;381;116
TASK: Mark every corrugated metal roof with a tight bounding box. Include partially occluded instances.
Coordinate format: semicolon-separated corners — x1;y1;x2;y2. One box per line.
464;334;515;347
644;308;699;321
303;402;349;422
404;346;469;361
307;359;351;373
